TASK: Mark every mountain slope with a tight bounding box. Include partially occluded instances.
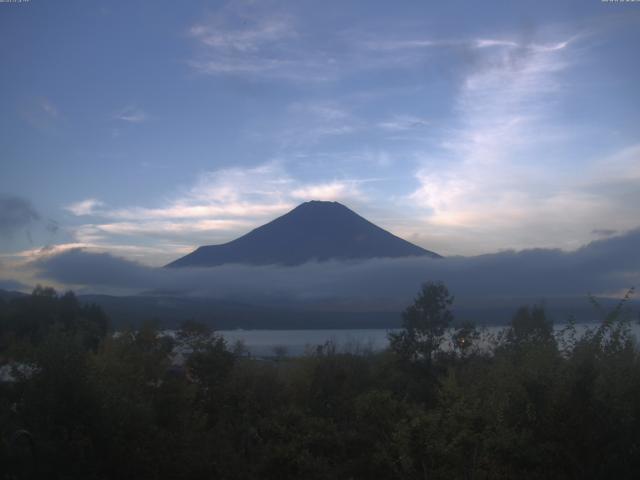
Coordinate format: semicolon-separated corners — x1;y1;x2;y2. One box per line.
166;201;440;267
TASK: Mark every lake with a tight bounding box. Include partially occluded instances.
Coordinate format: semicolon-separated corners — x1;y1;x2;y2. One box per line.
217;322;640;357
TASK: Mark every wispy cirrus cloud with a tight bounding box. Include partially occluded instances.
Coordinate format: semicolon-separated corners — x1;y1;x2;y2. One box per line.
378;114;430;132
19;97;62;133
359;38;447;51
589;143;640;183
278;101;361;146
186;7;471;81
187;10;319;80
384;28;640;256
96;219;252;236
404;34;593;252
65;163;295;250
115;106;148;123
189;13;294;52
186;1;587;89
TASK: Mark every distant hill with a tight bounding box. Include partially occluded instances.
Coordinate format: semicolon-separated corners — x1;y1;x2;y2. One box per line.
75;293;402;330
0;289;27;302
2;288;635;330
166;200;440;268
72;294;639;330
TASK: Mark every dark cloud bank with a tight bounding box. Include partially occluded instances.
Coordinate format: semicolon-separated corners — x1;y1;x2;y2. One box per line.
0;194;39;237
0;194;57;243
32;228;640;311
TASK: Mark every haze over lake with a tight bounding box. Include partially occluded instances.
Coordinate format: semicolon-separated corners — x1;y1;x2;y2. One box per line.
217;323;640;357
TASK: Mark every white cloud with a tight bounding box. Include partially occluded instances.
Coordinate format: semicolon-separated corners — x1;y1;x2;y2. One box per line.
359;38;453;52
378;115;430;132
291;181;364;202
404;34;582;251
410;38;570;198
65;198;104;216
187;11;320;80
187;162;294;206
186;5;580;87
96;219;252;236
108;204;287;221
474;39;518;49
189;14;294;52
291;102;350;122
186;10;465;81
399;33;640;255
115;106;148;123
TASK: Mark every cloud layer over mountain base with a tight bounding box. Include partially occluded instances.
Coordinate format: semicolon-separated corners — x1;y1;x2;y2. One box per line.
26;228;640;312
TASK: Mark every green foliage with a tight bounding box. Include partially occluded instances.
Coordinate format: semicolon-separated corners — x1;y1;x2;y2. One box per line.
389;281;454;367
452;320;480;357
504;304;555;350
1;285;639;479
0;286;108;354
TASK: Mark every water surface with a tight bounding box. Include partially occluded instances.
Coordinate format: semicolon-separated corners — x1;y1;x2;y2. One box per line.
218;322;640;357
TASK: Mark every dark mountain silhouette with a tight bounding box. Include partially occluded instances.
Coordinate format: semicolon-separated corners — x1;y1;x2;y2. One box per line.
166;200;440;267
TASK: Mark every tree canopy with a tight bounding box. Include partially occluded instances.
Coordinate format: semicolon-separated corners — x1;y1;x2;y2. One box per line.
1;285;639;479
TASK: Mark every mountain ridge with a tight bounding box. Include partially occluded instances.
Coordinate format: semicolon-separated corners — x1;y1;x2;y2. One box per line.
166;200;440;268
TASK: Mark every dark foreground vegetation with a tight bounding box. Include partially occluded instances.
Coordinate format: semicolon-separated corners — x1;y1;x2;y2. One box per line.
1;284;639;479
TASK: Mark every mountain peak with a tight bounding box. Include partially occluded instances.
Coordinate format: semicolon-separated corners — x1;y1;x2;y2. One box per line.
292;200;347;212
166;201;441;267
300;200;340;206
284;200;359;220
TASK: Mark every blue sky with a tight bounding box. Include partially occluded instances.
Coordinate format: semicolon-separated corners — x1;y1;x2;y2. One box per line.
1;0;639;274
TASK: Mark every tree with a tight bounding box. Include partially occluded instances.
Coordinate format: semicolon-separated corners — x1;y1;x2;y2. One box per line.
505;304;554;348
452;320;480;358
389;282;454;367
